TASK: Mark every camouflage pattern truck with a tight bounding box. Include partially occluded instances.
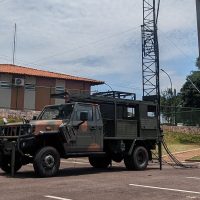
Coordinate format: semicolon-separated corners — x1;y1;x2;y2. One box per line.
0;91;162;177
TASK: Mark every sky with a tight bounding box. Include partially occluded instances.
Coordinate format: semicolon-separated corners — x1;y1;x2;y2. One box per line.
0;0;198;98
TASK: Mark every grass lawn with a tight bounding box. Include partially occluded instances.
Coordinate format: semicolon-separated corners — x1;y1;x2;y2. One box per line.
188;155;200;161
163;131;200;158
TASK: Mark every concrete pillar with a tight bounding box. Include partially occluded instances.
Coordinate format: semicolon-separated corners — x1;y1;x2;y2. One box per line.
196;0;200;57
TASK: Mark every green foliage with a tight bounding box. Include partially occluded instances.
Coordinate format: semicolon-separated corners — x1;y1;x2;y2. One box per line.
160;89;181;124
196;57;200;70
164;131;200;145
0;117;21;125
188;155;200;161
180;71;200;108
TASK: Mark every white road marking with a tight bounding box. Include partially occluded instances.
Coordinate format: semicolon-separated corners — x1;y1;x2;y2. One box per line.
187;177;200;180
129;184;200;195
45;195;72;200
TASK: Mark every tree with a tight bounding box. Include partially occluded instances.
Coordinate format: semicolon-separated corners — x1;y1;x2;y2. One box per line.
196;57;200;70
180;71;200;108
160;88;181;124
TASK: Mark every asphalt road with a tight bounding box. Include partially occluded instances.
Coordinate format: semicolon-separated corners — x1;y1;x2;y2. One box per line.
0;159;200;200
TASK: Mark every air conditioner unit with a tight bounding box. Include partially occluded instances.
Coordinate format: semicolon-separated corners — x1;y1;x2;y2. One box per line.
14;78;24;86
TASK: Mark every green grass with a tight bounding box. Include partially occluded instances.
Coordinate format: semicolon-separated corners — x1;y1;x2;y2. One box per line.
164;131;200;145
162;131;200;155
188;155;200;161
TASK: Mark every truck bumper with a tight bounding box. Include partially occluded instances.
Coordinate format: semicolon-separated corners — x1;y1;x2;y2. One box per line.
0;141;13;156
0;136;36;157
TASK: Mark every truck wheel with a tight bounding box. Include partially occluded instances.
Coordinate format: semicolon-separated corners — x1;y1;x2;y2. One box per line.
33;146;60;177
1;156;22;174
89;155;111;168
124;146;149;170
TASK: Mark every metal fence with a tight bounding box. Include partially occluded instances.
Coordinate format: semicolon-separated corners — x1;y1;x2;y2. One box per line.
161;106;200;126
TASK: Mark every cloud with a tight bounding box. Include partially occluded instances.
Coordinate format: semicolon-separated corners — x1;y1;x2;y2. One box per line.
0;0;198;97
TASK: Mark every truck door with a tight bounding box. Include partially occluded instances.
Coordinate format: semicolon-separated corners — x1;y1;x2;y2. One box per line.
69;103;102;152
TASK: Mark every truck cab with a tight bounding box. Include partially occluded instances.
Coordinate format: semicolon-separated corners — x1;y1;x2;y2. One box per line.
36;102;104;153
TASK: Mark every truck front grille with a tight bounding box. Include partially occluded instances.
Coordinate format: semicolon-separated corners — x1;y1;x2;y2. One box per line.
0;124;30;137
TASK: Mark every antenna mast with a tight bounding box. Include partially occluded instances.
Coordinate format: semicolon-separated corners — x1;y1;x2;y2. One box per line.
12;23;17;65
142;0;160;101
141;0;162;169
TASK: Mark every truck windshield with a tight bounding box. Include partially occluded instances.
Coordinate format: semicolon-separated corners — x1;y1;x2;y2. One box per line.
38;104;74;120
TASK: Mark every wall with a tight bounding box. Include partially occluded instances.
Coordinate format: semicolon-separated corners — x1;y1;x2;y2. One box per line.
11;75;24;110
0;74;12;108
0;73;92;111
162;125;200;135
24;76;36;110
35;77;56;110
55;79;65;105
0;108;40;120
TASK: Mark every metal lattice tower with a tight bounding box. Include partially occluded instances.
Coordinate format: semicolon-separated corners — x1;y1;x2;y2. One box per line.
142;0;162;170
142;0;160;102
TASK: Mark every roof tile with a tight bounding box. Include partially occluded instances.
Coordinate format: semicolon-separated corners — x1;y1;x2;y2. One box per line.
0;64;104;85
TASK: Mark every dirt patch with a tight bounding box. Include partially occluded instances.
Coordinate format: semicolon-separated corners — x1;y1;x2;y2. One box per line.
163;148;200;162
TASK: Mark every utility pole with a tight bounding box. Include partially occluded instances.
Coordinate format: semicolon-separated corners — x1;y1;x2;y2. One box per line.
197;0;200;58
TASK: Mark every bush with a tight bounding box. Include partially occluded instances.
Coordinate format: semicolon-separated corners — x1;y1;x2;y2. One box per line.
0;117;22;125
164;131;200;145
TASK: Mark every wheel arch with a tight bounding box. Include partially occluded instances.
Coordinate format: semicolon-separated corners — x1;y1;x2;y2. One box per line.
125;139;155;160
35;132;65;157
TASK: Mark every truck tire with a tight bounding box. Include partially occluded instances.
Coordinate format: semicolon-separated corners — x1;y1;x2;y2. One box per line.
0;155;22;174
124;146;149;170
33;146;60;177
89;155;111;168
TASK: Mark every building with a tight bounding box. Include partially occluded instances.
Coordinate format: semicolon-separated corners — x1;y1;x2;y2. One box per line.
0;64;103;111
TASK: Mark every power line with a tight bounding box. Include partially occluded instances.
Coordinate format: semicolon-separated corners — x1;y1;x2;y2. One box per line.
0;25;140;68
32;26;140;64
159;29;195;63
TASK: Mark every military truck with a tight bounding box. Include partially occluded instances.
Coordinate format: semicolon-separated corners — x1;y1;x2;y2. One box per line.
0;91;162;177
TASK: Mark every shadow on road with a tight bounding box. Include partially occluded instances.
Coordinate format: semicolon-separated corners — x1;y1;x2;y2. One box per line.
0;164;161;179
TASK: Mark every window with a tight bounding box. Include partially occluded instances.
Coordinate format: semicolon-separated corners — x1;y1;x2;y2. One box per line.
76;105;93;121
25;83;35;90
0;81;11;88
38;104;74;120
127;107;135;118
147;105;156;117
40;108;59;120
55;86;65;94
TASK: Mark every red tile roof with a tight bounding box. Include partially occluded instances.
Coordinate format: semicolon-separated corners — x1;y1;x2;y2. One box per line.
0;64;104;85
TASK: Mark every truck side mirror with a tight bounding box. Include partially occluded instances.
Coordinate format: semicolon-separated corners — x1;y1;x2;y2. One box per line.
80;112;88;122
